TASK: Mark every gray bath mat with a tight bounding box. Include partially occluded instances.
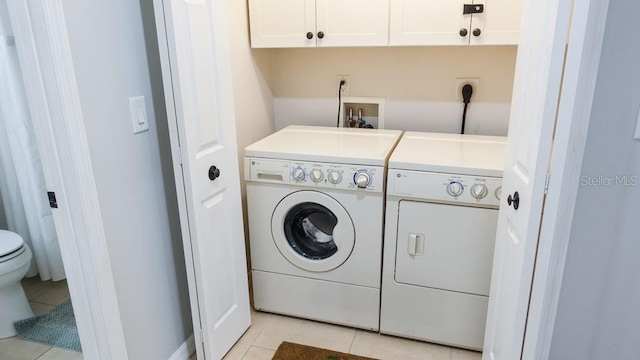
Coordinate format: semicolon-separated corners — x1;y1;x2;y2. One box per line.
13;300;82;352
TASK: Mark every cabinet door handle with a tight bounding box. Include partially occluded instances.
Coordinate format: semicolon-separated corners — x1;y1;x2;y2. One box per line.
459;28;468;37
306;32;313;40
473;28;482;37
317;31;325;39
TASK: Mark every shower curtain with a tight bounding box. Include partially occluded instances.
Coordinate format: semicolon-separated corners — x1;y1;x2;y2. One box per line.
0;29;65;280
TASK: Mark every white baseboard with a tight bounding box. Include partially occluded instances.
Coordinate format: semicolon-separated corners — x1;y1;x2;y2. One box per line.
168;334;196;360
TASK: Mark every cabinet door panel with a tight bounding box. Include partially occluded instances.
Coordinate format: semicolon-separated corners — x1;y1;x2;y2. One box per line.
249;0;316;48
470;0;522;45
390;0;469;46
316;0;389;47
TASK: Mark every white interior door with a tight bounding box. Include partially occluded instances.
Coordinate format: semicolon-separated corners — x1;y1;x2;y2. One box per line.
155;1;251;359
482;1;572;359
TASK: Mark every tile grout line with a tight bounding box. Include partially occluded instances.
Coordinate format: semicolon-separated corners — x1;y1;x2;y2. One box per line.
237;313;274;360
347;330;357;354
248;313;273;347
29;300;56;306
28;283;59;302
236;345;250;360
26;287;56;302
31;282;71;307
240;344;276;359
33;345;54;360
248;344;276;351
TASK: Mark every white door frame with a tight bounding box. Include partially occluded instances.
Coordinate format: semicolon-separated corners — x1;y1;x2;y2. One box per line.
8;1;128;359
521;0;610;358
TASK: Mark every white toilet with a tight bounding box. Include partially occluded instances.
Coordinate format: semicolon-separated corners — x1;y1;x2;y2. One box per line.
0;230;34;338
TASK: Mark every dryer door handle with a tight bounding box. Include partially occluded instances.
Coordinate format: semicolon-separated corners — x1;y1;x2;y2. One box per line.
408;233;425;256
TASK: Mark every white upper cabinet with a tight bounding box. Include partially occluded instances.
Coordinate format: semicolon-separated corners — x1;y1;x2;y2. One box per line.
389;0;522;46
390;0;469;45
469;0;522;45
248;0;316;48
249;0;390;48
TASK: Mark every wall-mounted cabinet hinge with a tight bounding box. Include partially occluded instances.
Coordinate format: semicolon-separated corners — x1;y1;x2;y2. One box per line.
47;191;58;208
544;173;551;194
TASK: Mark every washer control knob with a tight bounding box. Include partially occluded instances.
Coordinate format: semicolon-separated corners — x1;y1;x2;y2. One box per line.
354;171;371;188
310;169;324;182
495;186;502;200
292;167;306;181
447;181;464;196
471;184;488;199
328;170;342;184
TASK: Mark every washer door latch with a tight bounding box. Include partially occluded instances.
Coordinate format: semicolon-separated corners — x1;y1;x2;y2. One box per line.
463;4;484;14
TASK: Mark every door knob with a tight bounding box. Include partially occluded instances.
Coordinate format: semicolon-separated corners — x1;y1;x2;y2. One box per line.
473;28;482;37
507;191;520;210
317;31;325;39
459;28;468;37
306;32;313;39
208;166;221;181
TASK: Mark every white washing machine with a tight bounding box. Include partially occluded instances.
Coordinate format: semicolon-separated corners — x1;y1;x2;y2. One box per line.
245;126;401;330
380;131;506;350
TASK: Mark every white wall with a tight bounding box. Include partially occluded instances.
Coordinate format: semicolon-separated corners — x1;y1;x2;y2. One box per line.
549;0;640;358
226;0;275;247
61;0;191;358
272;46;517;135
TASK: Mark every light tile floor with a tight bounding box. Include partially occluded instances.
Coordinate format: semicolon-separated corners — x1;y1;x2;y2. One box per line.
6;279;481;360
199;310;483;360
0;277;82;360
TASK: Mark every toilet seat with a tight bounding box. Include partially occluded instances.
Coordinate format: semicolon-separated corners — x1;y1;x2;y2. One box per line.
0;231;27;264
0;246;26;264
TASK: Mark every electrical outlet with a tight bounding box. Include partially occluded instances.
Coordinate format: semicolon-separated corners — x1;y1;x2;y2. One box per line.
337;75;350;96
456;78;480;101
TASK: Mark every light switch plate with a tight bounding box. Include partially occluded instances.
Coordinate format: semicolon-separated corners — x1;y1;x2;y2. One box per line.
635;105;640;140
129;96;149;134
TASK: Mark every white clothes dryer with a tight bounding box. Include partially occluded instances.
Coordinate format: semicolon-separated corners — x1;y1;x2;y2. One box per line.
245;126;401;330
380;132;506;350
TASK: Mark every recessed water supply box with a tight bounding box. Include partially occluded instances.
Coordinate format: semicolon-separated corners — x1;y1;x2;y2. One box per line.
340;96;386;129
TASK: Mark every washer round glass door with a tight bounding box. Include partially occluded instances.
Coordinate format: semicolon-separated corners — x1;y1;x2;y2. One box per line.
271;190;355;272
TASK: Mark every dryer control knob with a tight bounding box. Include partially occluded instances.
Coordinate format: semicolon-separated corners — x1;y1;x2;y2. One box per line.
328;170;342;184
355;172;371;188
447;181;464;196
471;184;488;199
495;186;502;200
310;169;324;182
292;167;306;181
